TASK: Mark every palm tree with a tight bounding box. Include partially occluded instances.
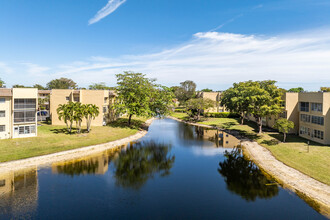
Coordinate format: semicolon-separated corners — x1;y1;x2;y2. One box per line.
84;104;100;132
57;104;69;130
73;102;84;133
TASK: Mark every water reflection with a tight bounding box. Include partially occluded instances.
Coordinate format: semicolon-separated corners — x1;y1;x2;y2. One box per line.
52;149;119;176
179;123;240;148
0;168;38;219
113;141;175;189
218;148;279;201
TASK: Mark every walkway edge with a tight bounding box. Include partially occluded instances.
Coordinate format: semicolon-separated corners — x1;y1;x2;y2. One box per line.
0;118;155;174
168;116;330;217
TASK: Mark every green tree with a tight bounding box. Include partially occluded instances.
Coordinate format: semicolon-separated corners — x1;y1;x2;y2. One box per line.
221;81;253;125
0;78;5;88
114;71;173;125
201;88;213;92
185;98;215;121
175;80;196;105
57;104;70;131
13;84;30;88
320;87;330;92
73;102;84;133
248;80;284;133
288;87;304;92
274;118;294;142
83;104;100;132
47;78;77;89
33;84;46;90
89;82;111;90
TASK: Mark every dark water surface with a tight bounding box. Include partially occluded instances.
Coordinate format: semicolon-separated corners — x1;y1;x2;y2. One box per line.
0;118;326;219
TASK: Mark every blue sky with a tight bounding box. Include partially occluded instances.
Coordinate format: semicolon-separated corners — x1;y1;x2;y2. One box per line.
1;0;330;90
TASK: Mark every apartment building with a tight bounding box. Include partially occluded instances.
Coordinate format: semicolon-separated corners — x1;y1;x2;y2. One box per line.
197;91;227;112
246;92;330;145
298;92;330;145
0;88;38;139
50;89;116;126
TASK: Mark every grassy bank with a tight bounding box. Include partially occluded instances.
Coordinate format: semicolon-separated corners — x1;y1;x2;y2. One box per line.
0;117;149;163
170;113;330;185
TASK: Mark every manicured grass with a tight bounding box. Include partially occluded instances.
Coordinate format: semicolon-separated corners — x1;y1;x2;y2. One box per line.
0;116;149;163
171;114;330;185
170;112;189;120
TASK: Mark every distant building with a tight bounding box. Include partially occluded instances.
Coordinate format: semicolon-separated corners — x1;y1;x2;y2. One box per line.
196;91;227;113
0;88;38;139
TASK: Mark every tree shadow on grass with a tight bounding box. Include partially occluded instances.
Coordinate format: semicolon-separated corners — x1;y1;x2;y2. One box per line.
50;128;88;135
108;118;147;130
267;133;328;147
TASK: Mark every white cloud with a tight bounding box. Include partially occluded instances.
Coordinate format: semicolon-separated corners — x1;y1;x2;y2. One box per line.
88;0;126;25
3;29;330;90
46;29;330;90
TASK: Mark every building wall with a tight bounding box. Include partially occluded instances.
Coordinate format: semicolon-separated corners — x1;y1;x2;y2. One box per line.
298;92;330;145
0;97;12;139
50;89;109;126
197;92;226;113
12;88;38;138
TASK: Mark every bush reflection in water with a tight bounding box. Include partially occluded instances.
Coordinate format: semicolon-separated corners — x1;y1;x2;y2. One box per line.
114;141;175;189
218;147;279;201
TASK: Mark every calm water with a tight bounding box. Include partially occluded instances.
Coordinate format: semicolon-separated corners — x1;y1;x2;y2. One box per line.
0;118;326;219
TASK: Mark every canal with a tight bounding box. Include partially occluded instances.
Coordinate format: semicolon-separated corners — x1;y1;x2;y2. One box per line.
0;118;326;219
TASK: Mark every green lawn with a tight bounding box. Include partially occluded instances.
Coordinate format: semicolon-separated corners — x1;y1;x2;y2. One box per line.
171;114;330;185
0;116;149;163
170;112;189;120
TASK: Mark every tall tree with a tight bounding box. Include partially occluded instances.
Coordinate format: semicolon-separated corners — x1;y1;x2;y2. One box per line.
221;81;253;125
0;78;5;88
47;78;77;89
274;118;294;142
89;82;111;90
13;84;30;88
185;98;215;121
175;80;196;105
83;104;100;132
114;71;173;125
320;87;330;92
33;84;46;90
288;87;304;92
249;80;284;133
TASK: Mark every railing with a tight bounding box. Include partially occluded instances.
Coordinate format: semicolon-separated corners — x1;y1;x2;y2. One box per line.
14;117;36;123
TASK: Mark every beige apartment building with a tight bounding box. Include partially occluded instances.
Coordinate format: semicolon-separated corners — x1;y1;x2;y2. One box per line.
197;91;227;112
246;92;330;145
50;89;116;126
0;88;38;139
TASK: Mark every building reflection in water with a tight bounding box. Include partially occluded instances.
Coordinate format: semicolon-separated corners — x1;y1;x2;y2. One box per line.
52;148;121;176
194;126;240;148
0;168;38;219
218;147;279;201
51;141;175;190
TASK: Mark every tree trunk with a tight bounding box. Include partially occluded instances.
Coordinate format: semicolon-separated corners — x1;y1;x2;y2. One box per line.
283;133;286;142
241;113;245;125
258;117;262;134
69;123;72;134
128;114;132;125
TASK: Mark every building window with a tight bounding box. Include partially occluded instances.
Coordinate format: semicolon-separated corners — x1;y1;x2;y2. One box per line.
0;98;5;103
18;125;36;135
14;111;36;123
311;103;322;112
300;114;310;123
14;99;36;109
66;96;70;101
0;179;5;187
103;106;107;113
300;126;310;136
0;125;5;132
300;102;309;112
73;96;80;102
311;116;324;126
104;97;108;103
0;111;5;117
313;130;324;140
